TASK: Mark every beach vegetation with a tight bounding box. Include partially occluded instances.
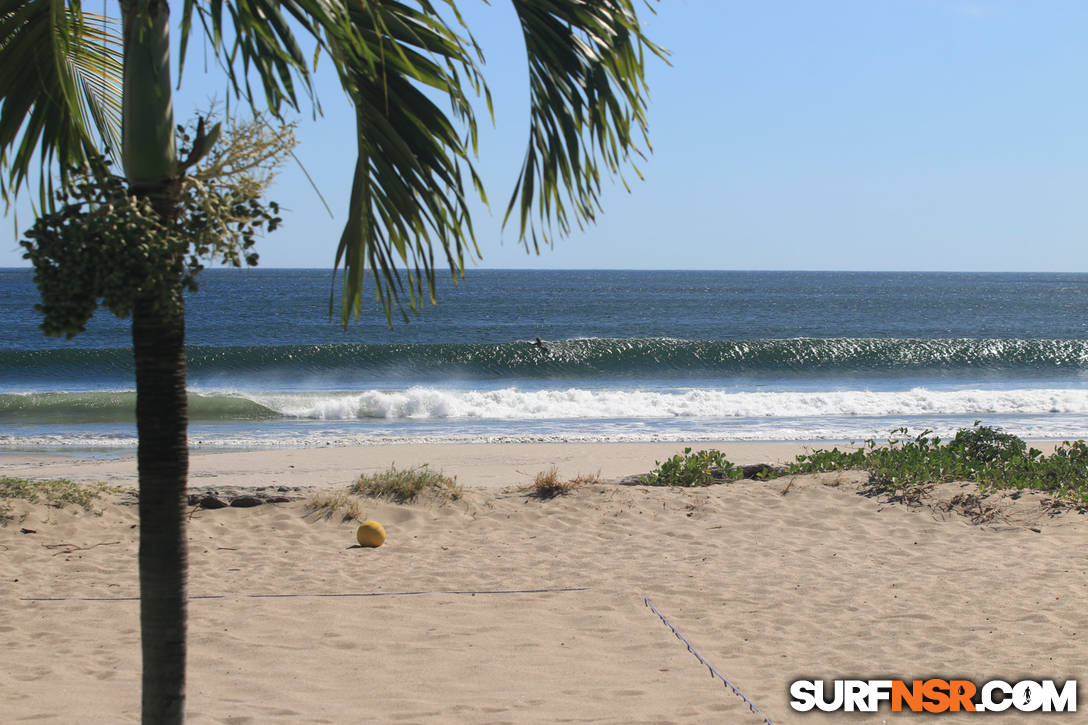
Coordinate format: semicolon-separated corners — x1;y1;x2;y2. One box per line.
0;477;121;524
529;467;599;498
785;424;1088;504
1;0;660;720
305;492;365;522
352;465;462;504
641;448;745;487
639;425;1088;503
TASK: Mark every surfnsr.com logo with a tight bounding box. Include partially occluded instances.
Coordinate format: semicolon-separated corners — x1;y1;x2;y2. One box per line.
790;679;1077;713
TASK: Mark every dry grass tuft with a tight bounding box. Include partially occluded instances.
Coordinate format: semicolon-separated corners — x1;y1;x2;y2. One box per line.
529;468;599;499
352;464;462;504
305;492;364;522
568;471;601;486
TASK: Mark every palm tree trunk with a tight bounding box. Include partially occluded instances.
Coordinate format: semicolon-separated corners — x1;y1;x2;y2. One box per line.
133;291;188;724
121;1;186;722
121;0;176;189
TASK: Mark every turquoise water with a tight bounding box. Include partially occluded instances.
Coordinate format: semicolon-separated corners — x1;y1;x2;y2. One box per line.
4;268;1088;449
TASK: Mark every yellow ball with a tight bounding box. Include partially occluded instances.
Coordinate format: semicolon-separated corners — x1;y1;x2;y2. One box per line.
356;520;386;548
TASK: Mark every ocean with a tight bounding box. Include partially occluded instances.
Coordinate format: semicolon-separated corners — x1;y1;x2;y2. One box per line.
5;268;1088;452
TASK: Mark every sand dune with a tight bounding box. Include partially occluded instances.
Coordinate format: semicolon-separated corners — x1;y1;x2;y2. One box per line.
2;443;1086;723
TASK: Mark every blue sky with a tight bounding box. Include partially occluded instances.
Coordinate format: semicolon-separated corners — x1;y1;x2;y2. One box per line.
3;0;1087;271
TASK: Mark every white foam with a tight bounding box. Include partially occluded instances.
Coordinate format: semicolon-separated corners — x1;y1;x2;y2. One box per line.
246;386;1088;421
9;386;1088;450
7;416;1088;450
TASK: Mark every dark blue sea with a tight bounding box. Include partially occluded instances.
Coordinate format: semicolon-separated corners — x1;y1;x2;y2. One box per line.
5;268;1088;451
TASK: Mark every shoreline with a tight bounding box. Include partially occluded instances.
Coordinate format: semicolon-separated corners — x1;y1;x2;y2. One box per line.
0;439;1069;491
2;441;815;490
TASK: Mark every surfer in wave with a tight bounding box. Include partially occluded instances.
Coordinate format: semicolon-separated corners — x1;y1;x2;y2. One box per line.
532;337;549;353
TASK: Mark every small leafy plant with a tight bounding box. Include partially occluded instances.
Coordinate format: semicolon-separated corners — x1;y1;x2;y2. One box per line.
641;448;744;487
0;477;120;525
786;423;1088;504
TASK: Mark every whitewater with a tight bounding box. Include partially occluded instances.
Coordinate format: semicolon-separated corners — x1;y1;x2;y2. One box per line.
5;268;1088;450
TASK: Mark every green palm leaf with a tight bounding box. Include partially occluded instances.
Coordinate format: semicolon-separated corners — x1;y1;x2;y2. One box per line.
179;0;484;324
506;0;664;251
0;0;122;206
179;0;662;325
179;0;376;116
331;0;485;324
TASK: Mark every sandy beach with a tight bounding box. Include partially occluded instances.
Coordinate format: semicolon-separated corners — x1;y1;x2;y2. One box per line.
2;441;1086;724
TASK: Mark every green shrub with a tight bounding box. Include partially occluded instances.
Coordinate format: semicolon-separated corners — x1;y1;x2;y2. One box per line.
949;423;1027;463
785;424;1088;503
641;448;743;487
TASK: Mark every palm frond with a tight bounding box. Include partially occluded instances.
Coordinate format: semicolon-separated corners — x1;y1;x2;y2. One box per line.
177;0;661;325
329;0;486;324
506;0;665;251
0;0;123;206
68;10;123;159
179;0;367;117
180;0;483;323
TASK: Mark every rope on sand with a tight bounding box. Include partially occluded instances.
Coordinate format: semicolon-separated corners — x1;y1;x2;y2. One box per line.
643;595;774;725
13;586;590;602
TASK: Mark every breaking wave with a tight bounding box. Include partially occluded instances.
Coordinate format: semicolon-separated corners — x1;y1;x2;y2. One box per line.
6;337;1088;385
7;386;1088;423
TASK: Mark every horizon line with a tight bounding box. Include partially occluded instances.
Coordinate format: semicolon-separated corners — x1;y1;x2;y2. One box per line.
5;266;1088;275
